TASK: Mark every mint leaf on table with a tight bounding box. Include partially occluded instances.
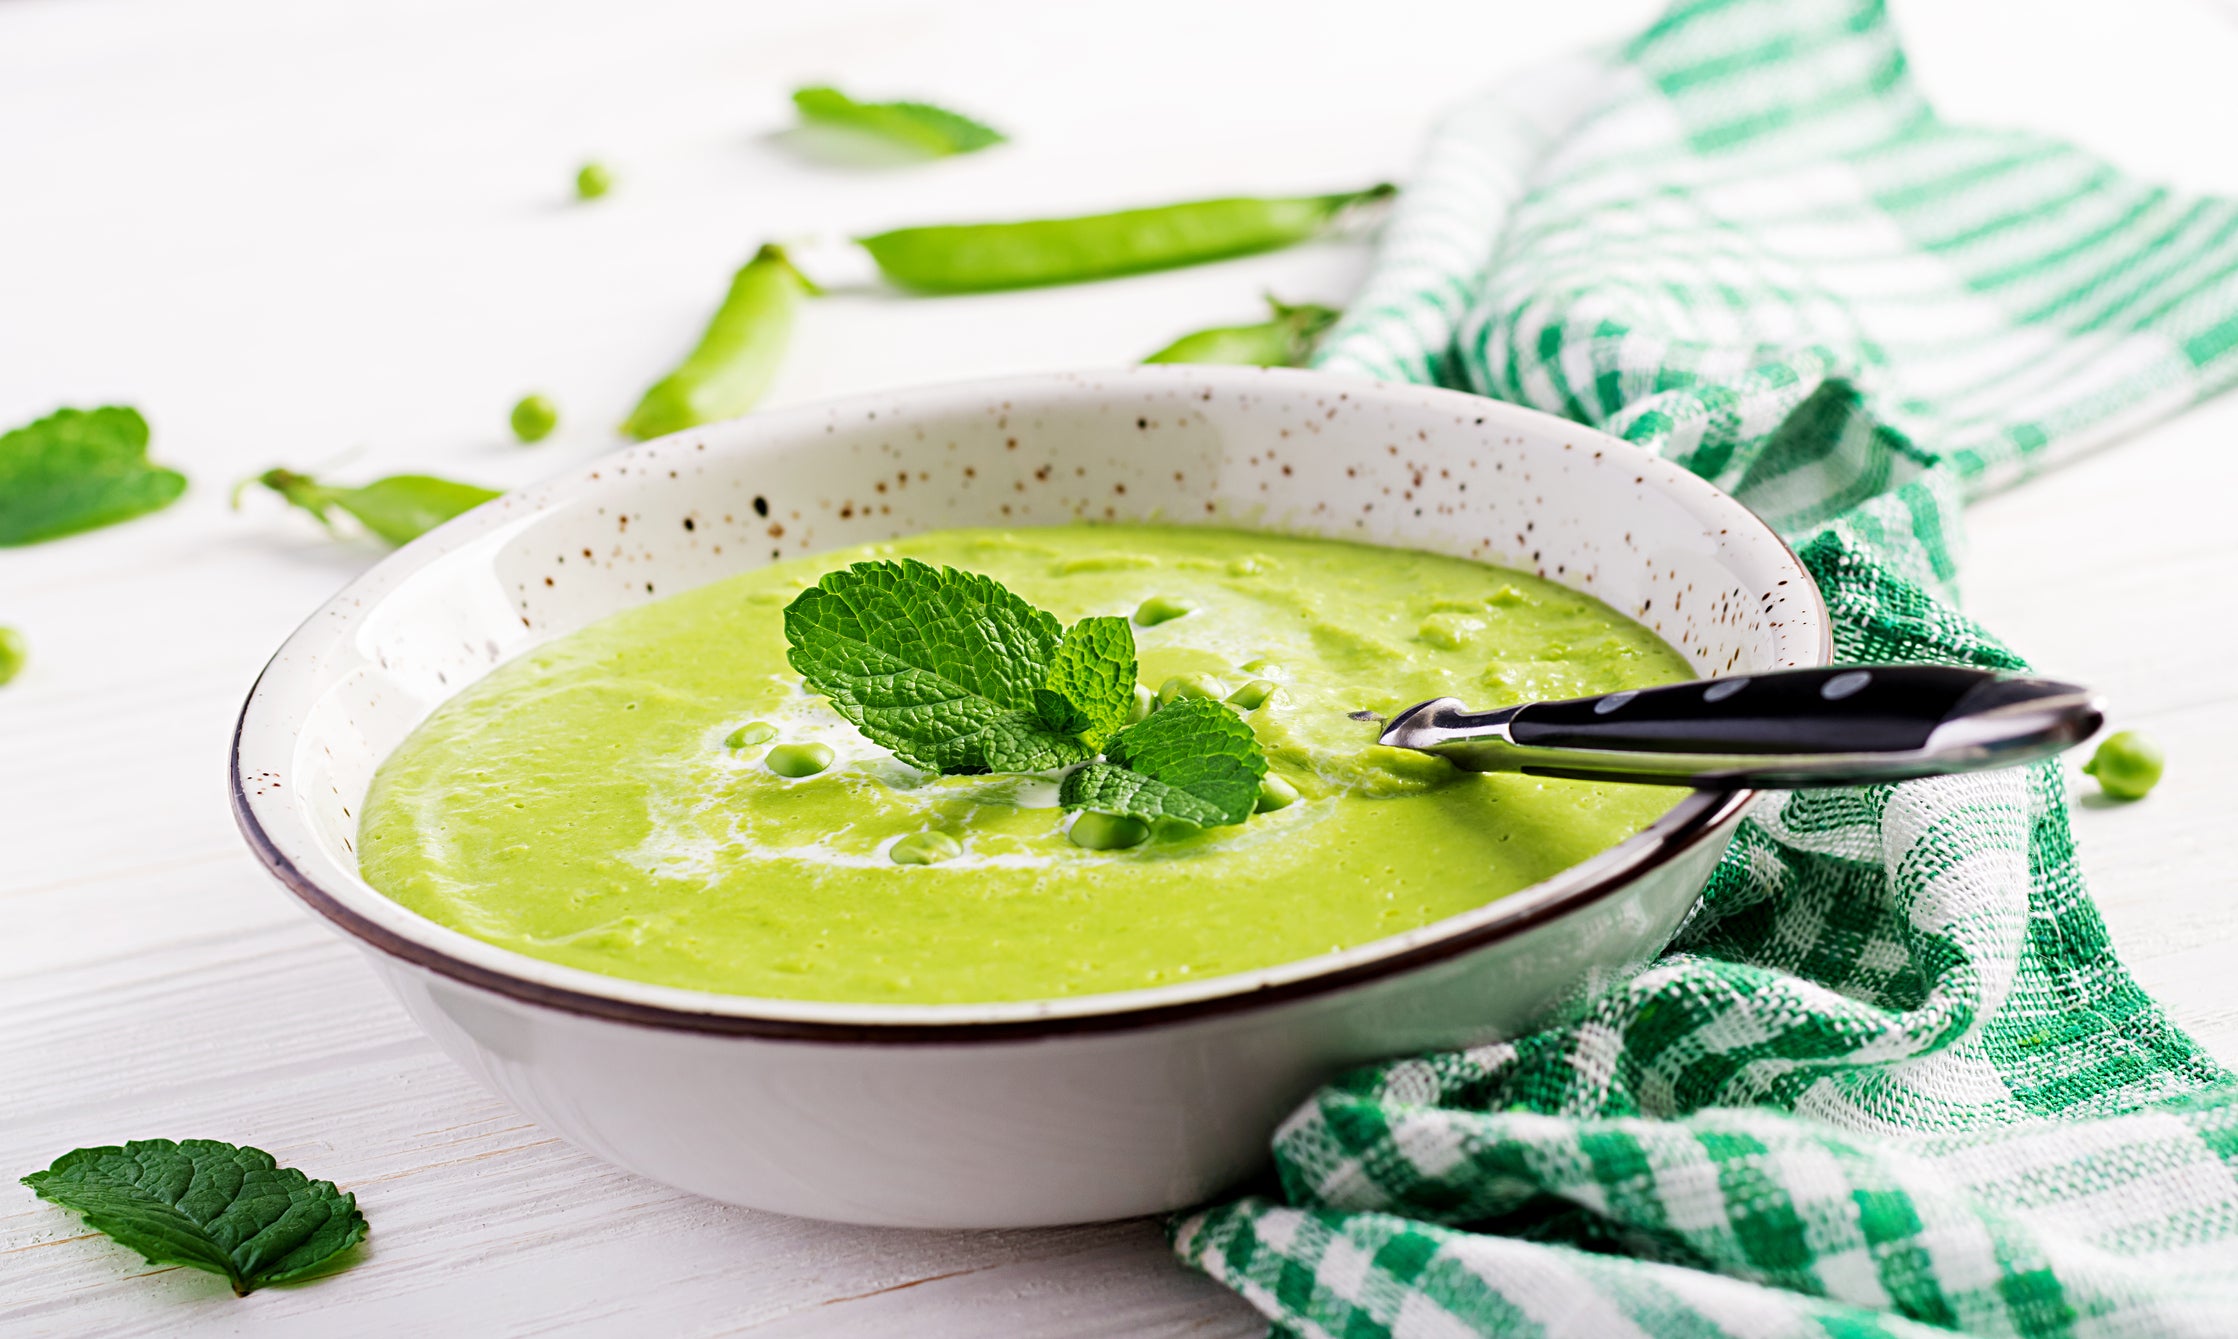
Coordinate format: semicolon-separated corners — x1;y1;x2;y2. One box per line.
790;86;1006;158
784;559;1101;773
1033;614;1137;748
22;1139;367;1296
0;406;186;546
1060;696;1268;828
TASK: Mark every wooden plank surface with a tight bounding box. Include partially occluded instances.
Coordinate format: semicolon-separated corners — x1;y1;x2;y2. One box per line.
4;0;2235;1334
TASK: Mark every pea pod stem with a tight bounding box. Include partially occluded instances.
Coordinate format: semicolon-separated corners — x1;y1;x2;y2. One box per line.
622;243;819;441
1143;294;1340;367
857;184;1396;294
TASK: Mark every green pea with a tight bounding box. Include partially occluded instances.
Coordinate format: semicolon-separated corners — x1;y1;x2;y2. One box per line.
1226;679;1279;711
890;830;963;865
2082;730;2162;801
765;741;835;778
1239;658;1284;676
858;185;1395;294
236;468;501;547
1255;774;1300;812
623;243;819;441
1133;594;1195;626
0;626;25;686
1157;673;1228;708
1143;296;1339;367
510;394;559;444
1128;684;1156;724
575;161;613;200
724;721;777;749
1069;811;1150;850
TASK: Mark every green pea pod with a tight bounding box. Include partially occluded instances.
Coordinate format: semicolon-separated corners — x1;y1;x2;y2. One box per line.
1142;296;1340;367
622;244;819;441
237;468;501;546
790;86;1005;158
857;184;1395;294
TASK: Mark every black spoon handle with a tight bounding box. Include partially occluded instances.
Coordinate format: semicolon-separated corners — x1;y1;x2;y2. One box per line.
1376;666;2103;788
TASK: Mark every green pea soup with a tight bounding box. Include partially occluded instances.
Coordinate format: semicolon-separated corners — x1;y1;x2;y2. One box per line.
357;525;1691;1004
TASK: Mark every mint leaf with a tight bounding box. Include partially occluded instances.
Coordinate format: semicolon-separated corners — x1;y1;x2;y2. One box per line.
1060;697;1267;827
785;560;1272;832
0;407;186;546
1034;615;1137;748
1062;761;1234;827
785;559;1097;773
791;86;1006;158
22;1139;367;1296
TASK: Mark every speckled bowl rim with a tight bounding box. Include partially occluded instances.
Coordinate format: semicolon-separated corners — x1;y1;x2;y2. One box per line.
231;367;1832;1043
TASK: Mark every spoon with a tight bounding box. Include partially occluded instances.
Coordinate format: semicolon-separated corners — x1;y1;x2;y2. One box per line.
1364;665;2102;788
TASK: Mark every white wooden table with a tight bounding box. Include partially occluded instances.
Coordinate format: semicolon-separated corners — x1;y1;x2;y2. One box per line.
6;0;2236;1332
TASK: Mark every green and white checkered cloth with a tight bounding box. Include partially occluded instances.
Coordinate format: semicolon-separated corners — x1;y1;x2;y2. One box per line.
1172;1;2238;1335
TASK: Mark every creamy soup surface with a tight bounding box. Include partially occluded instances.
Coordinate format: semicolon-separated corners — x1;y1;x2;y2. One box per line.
358;525;1690;1004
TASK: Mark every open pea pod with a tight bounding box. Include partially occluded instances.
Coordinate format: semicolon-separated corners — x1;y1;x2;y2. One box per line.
236;468;500;546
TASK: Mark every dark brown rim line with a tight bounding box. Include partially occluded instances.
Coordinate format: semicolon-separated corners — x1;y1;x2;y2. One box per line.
230;659;1758;1043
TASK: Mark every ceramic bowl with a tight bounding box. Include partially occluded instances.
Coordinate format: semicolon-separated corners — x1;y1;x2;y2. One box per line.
231;366;1828;1229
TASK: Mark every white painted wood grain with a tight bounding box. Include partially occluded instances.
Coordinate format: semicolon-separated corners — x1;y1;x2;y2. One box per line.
4;0;2236;1334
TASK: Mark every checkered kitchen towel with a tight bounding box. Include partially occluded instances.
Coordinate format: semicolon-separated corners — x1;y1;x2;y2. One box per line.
1173;1;2238;1334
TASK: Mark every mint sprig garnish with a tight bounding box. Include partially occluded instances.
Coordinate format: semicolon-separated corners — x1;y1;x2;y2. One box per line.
22;1138;367;1296
782;560;1270;832
1060;697;1268;827
785;560;1110;773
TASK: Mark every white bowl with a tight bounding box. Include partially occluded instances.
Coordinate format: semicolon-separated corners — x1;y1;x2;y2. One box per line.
231;367;1828;1228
